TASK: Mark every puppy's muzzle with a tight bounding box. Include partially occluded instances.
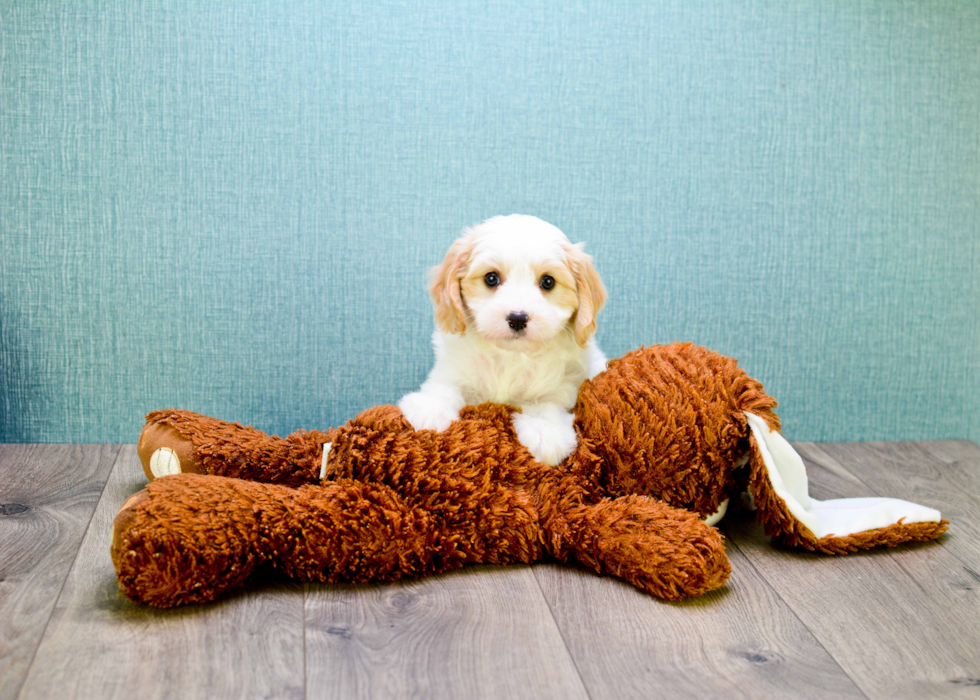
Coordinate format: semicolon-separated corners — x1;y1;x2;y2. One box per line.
507;312;529;333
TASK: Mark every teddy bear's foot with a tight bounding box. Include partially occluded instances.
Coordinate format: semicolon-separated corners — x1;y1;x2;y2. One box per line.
137;420;204;481
560;495;731;600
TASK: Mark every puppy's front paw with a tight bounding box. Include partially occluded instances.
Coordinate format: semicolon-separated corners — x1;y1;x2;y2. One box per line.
398;392;459;432
512;407;577;466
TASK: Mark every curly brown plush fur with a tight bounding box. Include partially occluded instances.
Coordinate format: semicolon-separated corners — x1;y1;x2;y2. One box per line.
112;343;945;608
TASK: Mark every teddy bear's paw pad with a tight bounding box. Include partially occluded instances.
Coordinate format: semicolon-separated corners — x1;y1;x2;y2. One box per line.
702;498;729;526
137;420;202;481
148;447;182;478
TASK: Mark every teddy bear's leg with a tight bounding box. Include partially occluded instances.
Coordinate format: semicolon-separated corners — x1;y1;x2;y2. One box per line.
112;473;447;607
138;409;331;486
547;494;731;600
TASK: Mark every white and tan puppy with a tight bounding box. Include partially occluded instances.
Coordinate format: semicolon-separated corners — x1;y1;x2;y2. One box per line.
399;214;607;466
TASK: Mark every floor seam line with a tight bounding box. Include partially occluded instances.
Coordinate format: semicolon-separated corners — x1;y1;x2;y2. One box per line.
15;443;124;700
531;565;595;700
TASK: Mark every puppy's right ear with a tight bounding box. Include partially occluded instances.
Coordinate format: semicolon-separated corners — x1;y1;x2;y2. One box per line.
564;242;607;348
428;234;475;335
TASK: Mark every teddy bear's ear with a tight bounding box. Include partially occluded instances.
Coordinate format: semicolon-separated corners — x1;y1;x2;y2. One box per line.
564;242;607;347
743;412;947;552
429;233;475;335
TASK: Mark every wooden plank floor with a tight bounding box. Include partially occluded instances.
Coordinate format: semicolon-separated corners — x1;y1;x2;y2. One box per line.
2;440;978;699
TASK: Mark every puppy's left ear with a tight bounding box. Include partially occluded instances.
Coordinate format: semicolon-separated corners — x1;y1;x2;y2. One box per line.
565;242;607;347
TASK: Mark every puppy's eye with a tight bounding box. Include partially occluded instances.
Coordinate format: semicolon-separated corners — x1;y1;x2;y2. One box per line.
539;275;555;291
484;271;500;288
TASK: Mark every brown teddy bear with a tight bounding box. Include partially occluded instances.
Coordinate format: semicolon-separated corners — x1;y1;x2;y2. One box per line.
111;343;947;608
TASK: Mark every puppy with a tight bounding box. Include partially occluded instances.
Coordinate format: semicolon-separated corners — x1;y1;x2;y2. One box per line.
399;214;607;466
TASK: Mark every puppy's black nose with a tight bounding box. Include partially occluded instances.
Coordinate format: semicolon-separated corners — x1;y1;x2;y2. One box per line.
507;312;529;332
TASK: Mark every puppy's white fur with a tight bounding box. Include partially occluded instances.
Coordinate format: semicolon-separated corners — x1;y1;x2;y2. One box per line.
399;215;607;466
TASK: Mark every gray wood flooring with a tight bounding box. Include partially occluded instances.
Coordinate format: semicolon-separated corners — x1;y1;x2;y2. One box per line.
2;440;978;699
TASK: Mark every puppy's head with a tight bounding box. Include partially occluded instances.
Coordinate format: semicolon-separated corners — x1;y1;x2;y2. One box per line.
429;215;606;350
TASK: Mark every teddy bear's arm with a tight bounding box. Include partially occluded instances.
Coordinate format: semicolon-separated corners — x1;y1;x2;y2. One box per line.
547;493;731;600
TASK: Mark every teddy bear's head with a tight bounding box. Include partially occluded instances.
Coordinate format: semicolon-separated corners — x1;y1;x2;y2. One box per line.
571;343;780;517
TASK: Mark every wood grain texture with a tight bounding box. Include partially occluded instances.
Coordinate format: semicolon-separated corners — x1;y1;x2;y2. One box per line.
0;444;119;700
532;546;864;699
17;445;306;700
305;564;588;700
725;441;980;699
915;440;980;468
5;440;979;699
821;440;980;568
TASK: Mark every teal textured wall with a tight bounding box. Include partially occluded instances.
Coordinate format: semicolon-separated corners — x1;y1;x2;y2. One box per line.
1;1;978;444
